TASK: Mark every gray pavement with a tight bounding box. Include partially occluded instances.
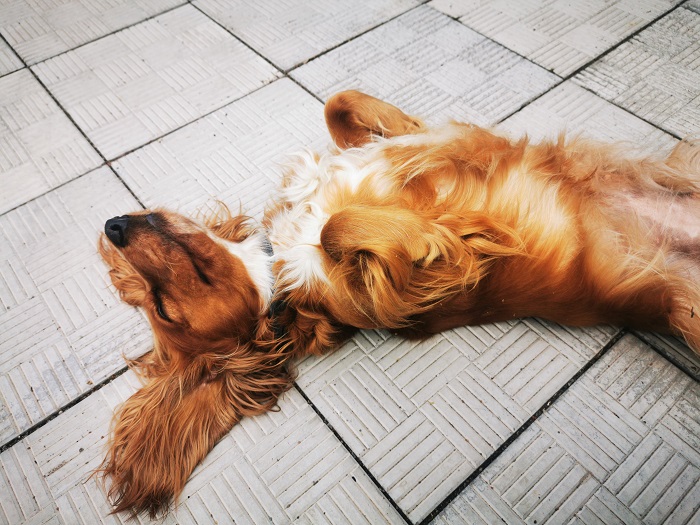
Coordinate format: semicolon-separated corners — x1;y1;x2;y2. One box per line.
0;0;699;523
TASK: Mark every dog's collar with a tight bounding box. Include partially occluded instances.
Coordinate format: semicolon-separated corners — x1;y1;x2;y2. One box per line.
261;235;288;338
261;235;274;257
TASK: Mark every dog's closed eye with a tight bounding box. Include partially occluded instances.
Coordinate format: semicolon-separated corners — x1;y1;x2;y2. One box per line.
152;289;173;322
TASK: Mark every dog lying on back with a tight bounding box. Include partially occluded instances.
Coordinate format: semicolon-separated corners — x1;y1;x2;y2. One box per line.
99;91;700;517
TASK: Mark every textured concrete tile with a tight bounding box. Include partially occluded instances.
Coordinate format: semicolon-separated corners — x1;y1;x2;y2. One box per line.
194;0;422;72
0;38;22;77
0;167;150;445
0;371;404;524
32;5;280;160
113;78;327;217
433;335;700;525
686;0;700;14
498;80;677;148
291;5;558;126
431;0;682;77
0;0;184;65
297;321;617;522
0;69;102;214
575;8;700;138
636;332;700;381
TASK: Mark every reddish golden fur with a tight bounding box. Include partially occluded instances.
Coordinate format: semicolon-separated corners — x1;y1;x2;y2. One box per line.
97;210;297;518
99;91;700;517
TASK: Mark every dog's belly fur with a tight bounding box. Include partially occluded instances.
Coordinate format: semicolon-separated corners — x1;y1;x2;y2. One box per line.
622;192;700;256
266;126;700;344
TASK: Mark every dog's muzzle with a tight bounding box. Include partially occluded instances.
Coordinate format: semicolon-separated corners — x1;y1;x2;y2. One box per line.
105;215;130;247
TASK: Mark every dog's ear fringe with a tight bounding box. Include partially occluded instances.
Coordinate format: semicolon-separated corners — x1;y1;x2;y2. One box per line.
94;336;296;520
201;201;257;244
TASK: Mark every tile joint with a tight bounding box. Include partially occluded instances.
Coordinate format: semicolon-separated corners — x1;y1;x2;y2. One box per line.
0;365;130;453
8;2;188;68
417;328;627;524
293;382;413;525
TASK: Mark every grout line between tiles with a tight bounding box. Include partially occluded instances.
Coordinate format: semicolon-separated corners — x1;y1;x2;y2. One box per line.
419;329;627;524
573;84;683;140
436;0;683;83
189;2;284;75
27;69;107;163
0;33;24;80
2;62;149;214
436;1;685;137
286;76;324;104
293;383;413;525
103;79;279;163
631;332;700;382
4;2;188;69
283;1;431;74
0;365;130;453
566;0;684;77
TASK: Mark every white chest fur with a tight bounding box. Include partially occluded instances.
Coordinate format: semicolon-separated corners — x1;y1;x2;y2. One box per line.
266;146;389;291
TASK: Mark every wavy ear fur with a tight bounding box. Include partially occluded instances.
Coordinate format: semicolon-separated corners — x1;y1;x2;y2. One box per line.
320;205;522;328
204;202;256;243
97;340;294;519
325;90;426;149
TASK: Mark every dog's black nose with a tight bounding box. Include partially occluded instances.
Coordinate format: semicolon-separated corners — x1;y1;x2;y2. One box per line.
105;216;130;247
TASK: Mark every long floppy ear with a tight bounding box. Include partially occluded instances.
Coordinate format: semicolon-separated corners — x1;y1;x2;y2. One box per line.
269;298;357;357
98;349;294;518
98;234;148;306
320;205;521;328
324;91;426;149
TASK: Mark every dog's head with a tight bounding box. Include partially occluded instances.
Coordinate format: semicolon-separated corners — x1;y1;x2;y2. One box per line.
100;209;271;357
98;208;292;518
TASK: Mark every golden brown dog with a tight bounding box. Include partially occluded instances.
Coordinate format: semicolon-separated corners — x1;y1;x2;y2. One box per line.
99;91;700;517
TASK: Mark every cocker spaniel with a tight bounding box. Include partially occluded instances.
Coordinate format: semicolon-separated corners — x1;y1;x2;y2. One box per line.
99;90;700;517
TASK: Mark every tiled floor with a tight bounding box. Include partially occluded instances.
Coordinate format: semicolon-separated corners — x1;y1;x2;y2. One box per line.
1;1;699;524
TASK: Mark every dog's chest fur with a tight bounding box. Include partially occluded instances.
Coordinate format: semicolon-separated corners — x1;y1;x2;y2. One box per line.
264;144;391;291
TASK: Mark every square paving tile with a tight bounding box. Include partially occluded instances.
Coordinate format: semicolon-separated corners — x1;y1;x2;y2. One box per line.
498;80;677;148
194;0;422;72
431;0;682;77
0;38;22;77
0;167;150;446
0;69;102;215
32;4;281;160
575;7;700;138
0;371;404;524
291;5;559;126
0;0;184;65
433;335;700;525
112;78;328;217
686;0;700;15
297;322;617;522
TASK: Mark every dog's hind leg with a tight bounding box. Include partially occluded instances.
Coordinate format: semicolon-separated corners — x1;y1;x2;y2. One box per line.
663;138;700;189
324;91;425;149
